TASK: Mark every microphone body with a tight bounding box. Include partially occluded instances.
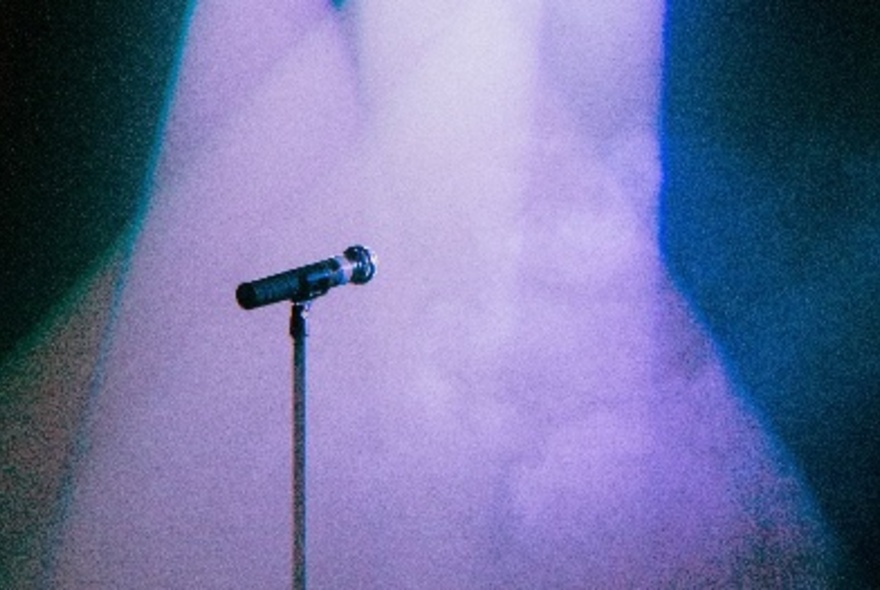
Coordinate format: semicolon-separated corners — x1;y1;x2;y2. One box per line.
236;245;376;309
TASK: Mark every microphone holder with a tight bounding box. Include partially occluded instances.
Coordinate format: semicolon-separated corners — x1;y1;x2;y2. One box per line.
237;246;375;589
289;302;309;590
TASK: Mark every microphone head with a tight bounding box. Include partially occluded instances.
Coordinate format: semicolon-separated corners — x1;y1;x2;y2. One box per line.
343;245;377;285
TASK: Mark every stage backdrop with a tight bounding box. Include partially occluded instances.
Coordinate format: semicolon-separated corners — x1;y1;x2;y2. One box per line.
5;0;862;588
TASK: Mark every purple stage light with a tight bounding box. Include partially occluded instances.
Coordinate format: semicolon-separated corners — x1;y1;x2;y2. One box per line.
52;1;836;588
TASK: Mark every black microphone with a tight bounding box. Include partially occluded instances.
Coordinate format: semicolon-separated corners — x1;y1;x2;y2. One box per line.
236;245;377;309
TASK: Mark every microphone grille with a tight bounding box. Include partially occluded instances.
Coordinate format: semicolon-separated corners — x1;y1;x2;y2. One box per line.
344;245;377;284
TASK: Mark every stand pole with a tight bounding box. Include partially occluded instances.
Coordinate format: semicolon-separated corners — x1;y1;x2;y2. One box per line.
290;302;309;590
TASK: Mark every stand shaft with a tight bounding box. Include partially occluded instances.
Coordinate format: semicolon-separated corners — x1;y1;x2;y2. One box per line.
290;303;309;590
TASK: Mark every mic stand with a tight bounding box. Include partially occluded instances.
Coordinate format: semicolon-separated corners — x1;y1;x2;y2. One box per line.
290;302;309;590
237;246;375;589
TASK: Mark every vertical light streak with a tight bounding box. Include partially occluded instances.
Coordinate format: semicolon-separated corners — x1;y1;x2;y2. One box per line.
53;1;835;588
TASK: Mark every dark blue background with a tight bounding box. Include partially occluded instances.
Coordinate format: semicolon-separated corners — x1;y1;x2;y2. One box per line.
663;2;880;586
0;0;190;359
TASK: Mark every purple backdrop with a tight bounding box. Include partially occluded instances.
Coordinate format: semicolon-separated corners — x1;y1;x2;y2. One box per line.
53;1;835;587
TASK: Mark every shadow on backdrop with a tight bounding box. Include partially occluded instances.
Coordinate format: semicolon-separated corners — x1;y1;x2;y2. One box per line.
662;1;880;586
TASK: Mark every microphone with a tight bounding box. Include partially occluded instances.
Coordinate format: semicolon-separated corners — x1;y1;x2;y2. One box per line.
236;245;377;309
